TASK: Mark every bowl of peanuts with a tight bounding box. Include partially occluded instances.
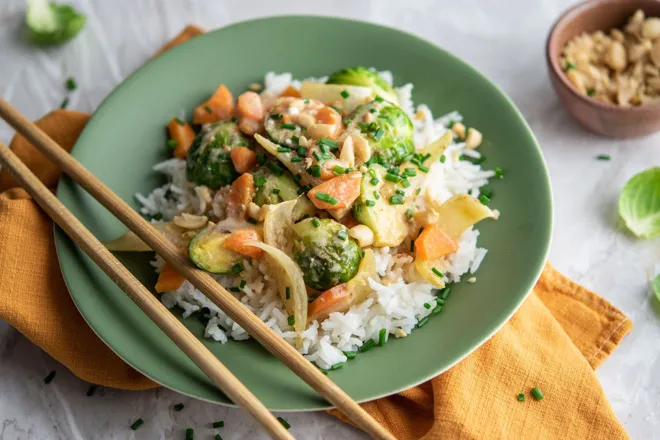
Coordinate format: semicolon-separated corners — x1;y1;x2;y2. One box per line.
547;0;660;138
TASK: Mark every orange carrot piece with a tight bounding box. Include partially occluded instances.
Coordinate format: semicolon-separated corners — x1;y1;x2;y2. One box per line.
167;118;196;159
155;263;185;293
279;85;301;98
224;229;264;259
307;172;362;210
226;173;255;220
414;223;458;261
193;84;235;125
308;284;353;322
230;147;258;174
236;91;264;120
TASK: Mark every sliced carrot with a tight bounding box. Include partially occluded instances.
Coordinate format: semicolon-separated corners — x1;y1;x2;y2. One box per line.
223;229;264;259
414;223;458;261
155;263;185;293
307;172;362;210
308;283;353;322
226;173;255;220
237;117;263;136
230;147;257;174
316;106;339;125
279;85;301;98
193;84;235;125
167;118;196;159
236;91;264;120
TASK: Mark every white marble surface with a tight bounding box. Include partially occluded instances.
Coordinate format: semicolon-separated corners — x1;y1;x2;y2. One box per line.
1;0;659;438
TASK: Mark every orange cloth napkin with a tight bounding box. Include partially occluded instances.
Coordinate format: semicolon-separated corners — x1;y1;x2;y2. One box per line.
0;26;633;439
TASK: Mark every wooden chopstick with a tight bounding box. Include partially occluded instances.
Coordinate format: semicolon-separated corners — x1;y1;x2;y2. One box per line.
0;142;294;440
0;98;396;440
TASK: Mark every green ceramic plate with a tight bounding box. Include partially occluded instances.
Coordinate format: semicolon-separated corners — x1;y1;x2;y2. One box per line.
55;16;552;411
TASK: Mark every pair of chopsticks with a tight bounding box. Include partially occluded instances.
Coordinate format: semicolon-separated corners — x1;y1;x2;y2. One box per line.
0;98;395;440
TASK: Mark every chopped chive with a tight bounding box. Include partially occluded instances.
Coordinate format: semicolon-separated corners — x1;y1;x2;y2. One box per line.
418;164;429;173
290;155;302;163
417;317;429;328
319;138;339;148
229;287;241;293
297;146;307;156
215;435;223;440
337;230;348;240
172;402;185;411
272;188;281;195
405;209;414;219
564;61;576;71
448;120;456;128
416;188;421;195
480;184;493;199
373;128;384;140
346;167;354;173
402;167;417;177
315;192;338;205
291;135;300;144
65;77;77;91
479;195;490;206
44;371;56;384
153;212;163;221
596;154;611;161
231;263;244;274
285;286;291;300
365;200;376;207
312;218;321;228
378;328;387;346
167;139;178;149
277;417;291;430
356;203;362;213
294;173;302;183
130;419;144;430
271;113;283;120
247;218;257;225
359;339;376;352
60;98;69;109
494;167;504;179
281;123;297;130
185;428;194;440
431;267;444;278
368;168;377;178
517;393;525;402
267;162;284;176
256;152;266;165
374;95;384;103
436;298;445;305
401;179;411;188
277;146;291;153
86;385;98;396
313;151;323;162
410;240;415;252
333;165;345;175
174;117;185;125
369;177;379;186
439;155;446;163
212;420;225;428
423;303;431;309
369;108;377;113
531;387;544;400
586;88;595;96
254;176;267;187
319;368;329;375
390;195;404;205
385;173;400;183
204;105;213;113
343;351;357;359
395;188;405;196
340;89;350;98
432;304;443;315
319;143;329;153
309;165;322;177
331;362;344;370
441;287;452;300
418;226;424;237
287;315;295;326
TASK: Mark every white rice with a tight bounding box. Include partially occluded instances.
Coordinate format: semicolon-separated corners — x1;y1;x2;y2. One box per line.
138;71;496;368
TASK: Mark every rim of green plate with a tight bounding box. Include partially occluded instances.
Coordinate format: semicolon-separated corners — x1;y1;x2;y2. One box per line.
54;15;553;411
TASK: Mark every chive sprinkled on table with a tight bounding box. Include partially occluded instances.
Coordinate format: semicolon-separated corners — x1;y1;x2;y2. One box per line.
596;154;611;161
212;420;224;428
277;416;291;429
130;419;144;430
185;427;194;439
86;385;98;396
174;402;185;411
531;386;544;400
65;77;77;91
517;393;525;402
44;371;56;384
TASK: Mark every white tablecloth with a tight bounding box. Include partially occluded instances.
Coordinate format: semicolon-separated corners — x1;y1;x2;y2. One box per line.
1;0;658;438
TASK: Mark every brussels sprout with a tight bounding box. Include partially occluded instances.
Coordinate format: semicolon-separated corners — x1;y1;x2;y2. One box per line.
292;218;362;290
346;100;414;166
186;121;250;189
326;66;398;104
188;227;242;274
252;166;300;206
26;0;87;46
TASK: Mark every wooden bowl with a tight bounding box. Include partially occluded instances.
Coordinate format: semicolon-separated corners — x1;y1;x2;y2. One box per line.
546;0;660;138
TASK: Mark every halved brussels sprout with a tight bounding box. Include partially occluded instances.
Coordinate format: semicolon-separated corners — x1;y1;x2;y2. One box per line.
292;218;362;291
345;99;414;166
186;121;251;189
188;227;242;274
326;67;399;104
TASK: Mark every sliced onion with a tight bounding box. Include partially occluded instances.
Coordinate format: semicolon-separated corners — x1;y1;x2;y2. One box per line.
346;248;377;304
427;194;495;239
254;134;322;187
104;222;188;251
300;82;377;112
418;131;452;163
245;241;307;342
414;258;447;288
263;199;296;256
